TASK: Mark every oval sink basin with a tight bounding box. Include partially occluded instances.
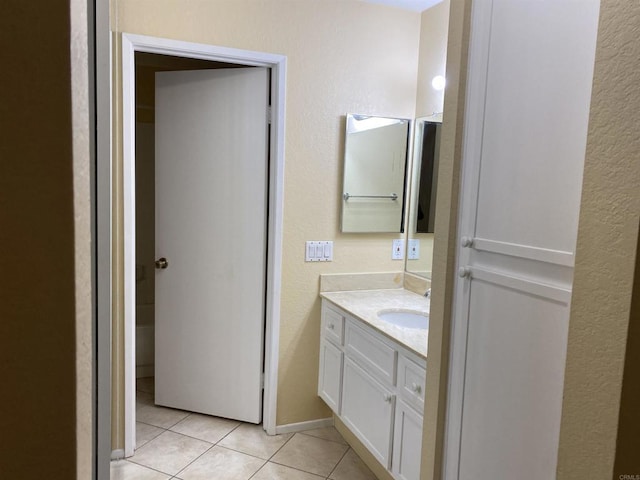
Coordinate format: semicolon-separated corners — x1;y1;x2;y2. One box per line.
378;311;429;329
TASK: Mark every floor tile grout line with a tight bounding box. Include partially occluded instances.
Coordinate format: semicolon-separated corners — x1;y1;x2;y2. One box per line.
297;430;350;446
211;420;243;445
125;457;184;478
127;404;353;480
214;443;277;462
267;432;349;478
171;442;217;479
131;419;218;477
169;423;264;480
266;459;330;479
165;426;239;446
268;458;336;479
245;459;269;480
133;427;214;455
268;431;351;478
326;446;351;480
264;430;296;462
136;419;170;430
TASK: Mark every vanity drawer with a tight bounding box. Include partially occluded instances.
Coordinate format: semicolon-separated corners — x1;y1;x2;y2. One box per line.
321;303;345;346
397;355;426;412
345;320;397;386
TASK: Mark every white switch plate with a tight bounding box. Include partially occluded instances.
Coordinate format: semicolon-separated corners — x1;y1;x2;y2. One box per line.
306;241;333;262
408;239;420;259
392;239;405;260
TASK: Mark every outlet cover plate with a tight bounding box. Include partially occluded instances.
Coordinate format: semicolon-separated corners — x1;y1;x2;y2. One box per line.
392;239;405;260
408;239;420;259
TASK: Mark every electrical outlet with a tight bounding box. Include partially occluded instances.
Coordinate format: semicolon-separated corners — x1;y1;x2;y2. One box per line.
392;239;405;260
408;239;420;259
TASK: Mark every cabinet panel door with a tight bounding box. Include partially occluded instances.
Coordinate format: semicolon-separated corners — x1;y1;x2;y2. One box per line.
458;281;569;479
318;339;343;414
392;400;423;480
446;1;600;479
341;357;395;468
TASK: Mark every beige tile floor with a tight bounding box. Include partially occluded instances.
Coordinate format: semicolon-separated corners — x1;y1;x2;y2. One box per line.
111;377;378;480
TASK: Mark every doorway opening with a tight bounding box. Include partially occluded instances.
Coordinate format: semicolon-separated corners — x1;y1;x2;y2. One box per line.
121;33;287;457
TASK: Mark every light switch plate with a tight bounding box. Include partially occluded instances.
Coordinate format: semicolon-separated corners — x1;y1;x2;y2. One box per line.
306;241;333;262
392;239;405;260
408;239;420;259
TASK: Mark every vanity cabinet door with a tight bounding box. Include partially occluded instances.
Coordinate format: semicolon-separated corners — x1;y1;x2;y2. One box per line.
341;357;395;468
392;399;423;480
318;339;343;414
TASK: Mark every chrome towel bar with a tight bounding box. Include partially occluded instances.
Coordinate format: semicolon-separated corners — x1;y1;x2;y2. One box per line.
343;193;398;201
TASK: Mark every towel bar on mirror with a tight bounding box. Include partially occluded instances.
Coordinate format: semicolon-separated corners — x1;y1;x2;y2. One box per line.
343;193;398;201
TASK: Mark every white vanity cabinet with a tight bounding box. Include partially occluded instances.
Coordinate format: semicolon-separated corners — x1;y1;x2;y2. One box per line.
392;399;424;480
318;299;427;480
318;302;345;413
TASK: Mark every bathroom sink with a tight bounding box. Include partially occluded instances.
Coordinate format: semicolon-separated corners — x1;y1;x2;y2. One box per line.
378;311;429;329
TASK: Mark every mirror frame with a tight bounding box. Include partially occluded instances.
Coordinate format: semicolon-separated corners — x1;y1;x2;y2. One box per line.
404;113;443;279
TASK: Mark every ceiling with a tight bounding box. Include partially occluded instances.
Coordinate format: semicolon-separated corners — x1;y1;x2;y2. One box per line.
360;0;443;13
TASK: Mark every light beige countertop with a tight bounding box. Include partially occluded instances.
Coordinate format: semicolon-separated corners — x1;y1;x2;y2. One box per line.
320;289;430;359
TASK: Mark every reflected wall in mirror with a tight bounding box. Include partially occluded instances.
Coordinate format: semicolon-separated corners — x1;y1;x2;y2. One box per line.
341;114;410;233
406;114;442;278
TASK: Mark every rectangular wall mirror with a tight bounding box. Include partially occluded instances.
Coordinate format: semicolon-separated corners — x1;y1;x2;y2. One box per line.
341;114;410;233
406;115;442;278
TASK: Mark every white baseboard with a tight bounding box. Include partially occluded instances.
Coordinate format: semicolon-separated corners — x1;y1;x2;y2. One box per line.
111;449;125;460
274;417;334;435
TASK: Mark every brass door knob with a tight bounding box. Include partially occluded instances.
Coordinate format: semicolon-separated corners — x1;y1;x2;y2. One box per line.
155;257;168;269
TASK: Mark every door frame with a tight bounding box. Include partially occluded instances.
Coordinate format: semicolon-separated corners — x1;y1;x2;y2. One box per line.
121;32;287;456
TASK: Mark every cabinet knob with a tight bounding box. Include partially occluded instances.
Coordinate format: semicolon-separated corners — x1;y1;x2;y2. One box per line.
328;323;335;330
155;257;169;269
461;236;474;248
412;382;422;394
383;394;393;403
458;267;472;279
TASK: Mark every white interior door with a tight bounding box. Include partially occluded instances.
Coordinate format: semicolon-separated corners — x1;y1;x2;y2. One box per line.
445;1;600;479
154;67;269;423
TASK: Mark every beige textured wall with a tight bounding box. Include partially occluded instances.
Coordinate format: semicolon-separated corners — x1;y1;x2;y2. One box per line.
557;1;640;478
111;0;422;444
415;0;450;118
0;1;80;478
419;1;471;479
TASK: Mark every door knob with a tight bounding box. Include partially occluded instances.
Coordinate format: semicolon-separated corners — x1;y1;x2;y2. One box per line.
155;257;169;269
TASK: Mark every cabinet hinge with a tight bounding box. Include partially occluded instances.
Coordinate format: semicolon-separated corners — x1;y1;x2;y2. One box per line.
261;372;265;389
267;106;272;125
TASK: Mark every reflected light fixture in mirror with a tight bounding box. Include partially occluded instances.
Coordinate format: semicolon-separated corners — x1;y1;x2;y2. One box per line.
431;75;446;91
